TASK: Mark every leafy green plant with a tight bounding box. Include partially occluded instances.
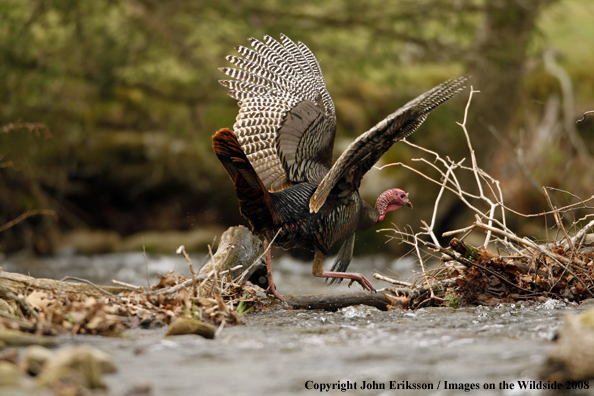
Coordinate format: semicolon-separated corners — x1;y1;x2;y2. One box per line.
444;292;460;309
235;300;253;317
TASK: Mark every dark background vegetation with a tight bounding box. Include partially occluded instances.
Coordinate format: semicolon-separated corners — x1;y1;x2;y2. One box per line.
1;0;593;256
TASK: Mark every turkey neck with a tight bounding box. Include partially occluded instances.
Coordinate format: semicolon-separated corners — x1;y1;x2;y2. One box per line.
356;199;381;231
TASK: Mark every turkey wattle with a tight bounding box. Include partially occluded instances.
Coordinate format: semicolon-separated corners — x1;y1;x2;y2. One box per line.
213;34;467;302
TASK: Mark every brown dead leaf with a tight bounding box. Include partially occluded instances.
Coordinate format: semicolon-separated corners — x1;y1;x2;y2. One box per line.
65;310;87;324
177;287;191;311
575;282;586;294
26;291;57;311
83;297;98;308
151;271;181;290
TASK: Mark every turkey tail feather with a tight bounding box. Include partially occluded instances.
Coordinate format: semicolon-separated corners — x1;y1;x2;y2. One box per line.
213;128;279;227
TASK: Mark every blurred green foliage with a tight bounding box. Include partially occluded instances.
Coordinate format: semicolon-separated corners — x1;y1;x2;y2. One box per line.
1;0;593;254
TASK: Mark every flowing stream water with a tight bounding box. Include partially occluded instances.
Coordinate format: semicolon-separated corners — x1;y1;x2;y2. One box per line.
1;252;591;396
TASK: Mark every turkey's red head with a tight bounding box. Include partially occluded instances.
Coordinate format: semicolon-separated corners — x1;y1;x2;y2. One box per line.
375;188;412;222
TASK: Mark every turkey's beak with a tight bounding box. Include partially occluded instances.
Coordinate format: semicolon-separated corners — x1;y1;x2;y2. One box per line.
405;200;413;209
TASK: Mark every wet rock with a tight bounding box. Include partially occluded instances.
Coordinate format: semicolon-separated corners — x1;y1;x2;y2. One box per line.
580;306;594;328
0;329;58;347
0;361;24;386
139;316;164;329
540;308;594;382
579;298;594;310
24;345;54;376
140;317;153;329
36;345;116;389
165;318;215;339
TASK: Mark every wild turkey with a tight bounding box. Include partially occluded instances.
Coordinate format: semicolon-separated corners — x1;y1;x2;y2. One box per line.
213;34;467;302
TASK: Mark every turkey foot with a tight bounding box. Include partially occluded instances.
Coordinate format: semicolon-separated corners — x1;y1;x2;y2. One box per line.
263;240;286;303
265;280;286;303
312;249;375;292
317;271;375;292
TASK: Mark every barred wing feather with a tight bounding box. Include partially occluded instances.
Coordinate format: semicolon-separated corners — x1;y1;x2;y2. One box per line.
219;34;336;192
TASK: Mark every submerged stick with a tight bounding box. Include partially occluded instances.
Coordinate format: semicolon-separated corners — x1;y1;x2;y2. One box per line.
284;292;400;311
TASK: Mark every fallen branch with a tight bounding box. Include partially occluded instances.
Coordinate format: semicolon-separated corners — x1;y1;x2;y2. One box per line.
59;276;118;297
285;292;400;311
1;271;129;298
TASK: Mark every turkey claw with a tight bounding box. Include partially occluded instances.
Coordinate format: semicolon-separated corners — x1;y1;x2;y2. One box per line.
358;276;375;293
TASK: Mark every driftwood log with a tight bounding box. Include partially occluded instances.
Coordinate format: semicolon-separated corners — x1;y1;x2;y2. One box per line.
285;292;402;311
0;270;129;298
198;225;263;280
196;225;264;296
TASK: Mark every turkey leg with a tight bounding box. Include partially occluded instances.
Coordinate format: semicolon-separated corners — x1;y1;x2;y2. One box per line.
312;249;375;292
263;239;286;303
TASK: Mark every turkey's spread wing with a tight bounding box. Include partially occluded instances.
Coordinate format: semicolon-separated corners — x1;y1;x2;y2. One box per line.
219;34;336;192
277;99;335;185
309;75;468;213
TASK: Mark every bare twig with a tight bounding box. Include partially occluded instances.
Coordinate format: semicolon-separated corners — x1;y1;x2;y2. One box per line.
570;219;594;247
111;280;144;291
177;245;197;296
0;210;57;233
385;279;459;300
215;319;226;338
149;277;206;295
59;276;117;297
576;110;594;124
372;273;412;287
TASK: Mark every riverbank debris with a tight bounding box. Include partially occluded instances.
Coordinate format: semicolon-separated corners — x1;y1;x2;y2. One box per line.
0;226;265;336
374;89;594;309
